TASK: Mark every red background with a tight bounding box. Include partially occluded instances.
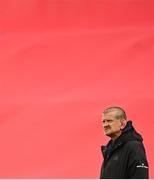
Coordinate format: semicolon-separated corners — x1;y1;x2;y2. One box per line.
0;0;153;178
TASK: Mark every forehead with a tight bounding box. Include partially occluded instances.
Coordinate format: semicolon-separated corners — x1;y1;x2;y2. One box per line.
102;111;118;119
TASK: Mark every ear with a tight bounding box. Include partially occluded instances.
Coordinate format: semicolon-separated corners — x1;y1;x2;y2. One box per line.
120;119;127;130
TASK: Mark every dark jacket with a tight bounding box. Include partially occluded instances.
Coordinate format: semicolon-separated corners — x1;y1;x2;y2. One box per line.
100;121;149;179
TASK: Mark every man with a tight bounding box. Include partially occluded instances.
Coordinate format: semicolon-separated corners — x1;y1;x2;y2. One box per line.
100;106;149;179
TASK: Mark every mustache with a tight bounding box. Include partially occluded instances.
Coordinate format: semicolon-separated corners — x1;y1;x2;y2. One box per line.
104;126;111;130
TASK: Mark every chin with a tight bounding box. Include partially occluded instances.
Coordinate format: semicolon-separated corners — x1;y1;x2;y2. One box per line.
104;131;114;137
105;132;112;136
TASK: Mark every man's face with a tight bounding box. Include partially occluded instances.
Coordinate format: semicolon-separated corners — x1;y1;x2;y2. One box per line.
102;111;123;138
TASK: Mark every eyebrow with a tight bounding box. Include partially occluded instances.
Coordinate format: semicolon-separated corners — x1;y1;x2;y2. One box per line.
102;119;114;122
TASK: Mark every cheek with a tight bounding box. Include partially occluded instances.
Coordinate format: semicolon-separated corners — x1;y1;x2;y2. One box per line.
113;123;121;130
117;124;122;130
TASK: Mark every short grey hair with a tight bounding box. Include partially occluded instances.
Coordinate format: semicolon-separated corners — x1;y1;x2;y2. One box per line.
103;106;127;120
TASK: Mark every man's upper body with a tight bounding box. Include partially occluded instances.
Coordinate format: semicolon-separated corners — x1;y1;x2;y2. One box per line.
100;107;149;179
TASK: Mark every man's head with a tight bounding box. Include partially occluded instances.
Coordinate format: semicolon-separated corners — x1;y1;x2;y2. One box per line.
102;107;127;140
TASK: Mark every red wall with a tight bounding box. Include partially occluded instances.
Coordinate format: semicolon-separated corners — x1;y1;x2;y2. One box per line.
0;0;153;178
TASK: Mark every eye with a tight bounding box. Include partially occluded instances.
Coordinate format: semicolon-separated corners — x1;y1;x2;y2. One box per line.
107;119;113;123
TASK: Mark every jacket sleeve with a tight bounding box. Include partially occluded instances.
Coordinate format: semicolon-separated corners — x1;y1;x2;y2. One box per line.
127;141;149;179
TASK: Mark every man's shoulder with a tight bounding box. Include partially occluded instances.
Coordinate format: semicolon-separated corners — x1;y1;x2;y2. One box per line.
124;140;145;154
125;140;143;148
125;139;142;146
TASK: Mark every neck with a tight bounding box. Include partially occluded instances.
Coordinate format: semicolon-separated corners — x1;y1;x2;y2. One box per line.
111;131;122;142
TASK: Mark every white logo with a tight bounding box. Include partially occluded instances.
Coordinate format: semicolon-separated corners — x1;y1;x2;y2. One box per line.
136;163;148;169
